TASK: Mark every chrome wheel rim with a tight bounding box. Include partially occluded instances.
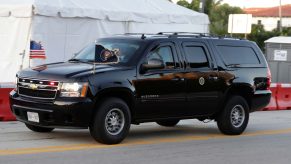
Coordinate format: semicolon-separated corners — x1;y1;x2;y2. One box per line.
230;105;245;128
105;108;125;135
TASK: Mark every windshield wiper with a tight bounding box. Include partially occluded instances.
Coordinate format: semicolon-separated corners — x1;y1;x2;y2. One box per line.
68;58;82;62
226;64;241;68
68;58;91;63
68;58;94;63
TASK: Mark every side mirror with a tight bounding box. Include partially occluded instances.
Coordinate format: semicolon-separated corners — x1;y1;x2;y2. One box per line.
141;58;165;73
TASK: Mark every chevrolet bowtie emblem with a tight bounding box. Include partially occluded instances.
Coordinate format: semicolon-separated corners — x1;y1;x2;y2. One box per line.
29;84;38;90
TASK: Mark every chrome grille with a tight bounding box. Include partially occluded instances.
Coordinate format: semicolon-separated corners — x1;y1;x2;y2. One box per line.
18;78;60;100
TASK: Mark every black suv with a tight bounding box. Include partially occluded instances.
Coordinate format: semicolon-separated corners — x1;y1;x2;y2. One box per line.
10;33;271;144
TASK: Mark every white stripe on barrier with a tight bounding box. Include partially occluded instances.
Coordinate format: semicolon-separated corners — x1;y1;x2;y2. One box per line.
270;83;277;88
0;83;16;89
281;83;291;88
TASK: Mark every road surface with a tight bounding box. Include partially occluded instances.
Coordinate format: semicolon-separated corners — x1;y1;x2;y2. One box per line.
1;110;291;164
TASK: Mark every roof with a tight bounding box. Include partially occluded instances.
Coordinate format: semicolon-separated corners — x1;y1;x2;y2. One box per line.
244;4;291;17
0;0;209;24
265;37;291;44
103;33;248;42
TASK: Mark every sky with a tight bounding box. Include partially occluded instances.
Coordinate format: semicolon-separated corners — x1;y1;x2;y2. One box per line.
172;0;291;8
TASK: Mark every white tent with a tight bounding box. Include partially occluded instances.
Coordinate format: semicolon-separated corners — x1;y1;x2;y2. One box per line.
0;0;209;82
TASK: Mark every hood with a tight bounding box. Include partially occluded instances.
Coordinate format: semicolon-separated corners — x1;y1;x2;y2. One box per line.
17;62;127;81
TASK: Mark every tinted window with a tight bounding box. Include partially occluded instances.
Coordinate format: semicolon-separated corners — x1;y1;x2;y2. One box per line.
217;46;260;65
147;46;175;69
184;46;209;68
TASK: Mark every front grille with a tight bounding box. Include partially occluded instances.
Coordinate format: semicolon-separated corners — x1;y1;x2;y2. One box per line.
18;78;59;100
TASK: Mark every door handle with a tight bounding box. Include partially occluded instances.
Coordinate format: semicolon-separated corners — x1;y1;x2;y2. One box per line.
208;76;218;81
171;78;185;82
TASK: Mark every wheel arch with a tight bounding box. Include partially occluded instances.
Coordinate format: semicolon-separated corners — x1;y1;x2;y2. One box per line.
218;84;254;114
92;87;136;122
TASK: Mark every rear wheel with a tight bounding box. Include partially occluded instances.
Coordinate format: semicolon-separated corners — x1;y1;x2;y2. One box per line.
216;96;249;135
156;119;180;127
25;123;54;133
89;98;131;144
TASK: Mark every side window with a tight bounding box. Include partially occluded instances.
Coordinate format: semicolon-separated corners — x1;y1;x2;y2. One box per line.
147;46;175;69
217;46;260;65
184;46;209;68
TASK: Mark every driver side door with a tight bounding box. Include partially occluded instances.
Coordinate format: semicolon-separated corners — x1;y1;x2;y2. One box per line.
134;42;187;120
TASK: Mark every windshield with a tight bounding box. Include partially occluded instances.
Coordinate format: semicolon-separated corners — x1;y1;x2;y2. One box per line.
72;40;141;64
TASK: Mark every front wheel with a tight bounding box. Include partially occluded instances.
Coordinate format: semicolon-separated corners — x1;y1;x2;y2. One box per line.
25;123;54;133
89;98;131;144
216;96;249;135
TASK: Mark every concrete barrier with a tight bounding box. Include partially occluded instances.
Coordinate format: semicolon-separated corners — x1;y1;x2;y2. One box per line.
263;83;278;111
277;83;291;110
0;83;16;121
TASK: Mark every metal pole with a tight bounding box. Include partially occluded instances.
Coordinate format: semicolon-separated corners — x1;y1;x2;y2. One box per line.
199;0;205;13
279;0;282;33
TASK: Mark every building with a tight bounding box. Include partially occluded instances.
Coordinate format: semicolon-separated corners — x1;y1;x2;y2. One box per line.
244;4;291;31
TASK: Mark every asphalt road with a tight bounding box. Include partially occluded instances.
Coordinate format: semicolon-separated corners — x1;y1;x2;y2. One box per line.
1;110;291;164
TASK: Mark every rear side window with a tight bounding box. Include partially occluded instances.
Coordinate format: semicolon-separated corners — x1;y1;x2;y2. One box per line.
184;46;209;68
217;46;260;65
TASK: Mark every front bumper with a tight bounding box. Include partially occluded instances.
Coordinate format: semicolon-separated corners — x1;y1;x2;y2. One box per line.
9;90;94;128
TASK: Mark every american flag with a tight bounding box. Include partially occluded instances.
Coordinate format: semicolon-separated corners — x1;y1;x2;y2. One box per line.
30;41;46;59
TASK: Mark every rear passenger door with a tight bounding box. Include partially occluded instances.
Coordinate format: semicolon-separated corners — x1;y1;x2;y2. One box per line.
181;42;222;116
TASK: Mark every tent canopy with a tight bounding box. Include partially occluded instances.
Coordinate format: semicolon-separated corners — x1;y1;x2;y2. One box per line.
0;0;209;24
0;0;209;82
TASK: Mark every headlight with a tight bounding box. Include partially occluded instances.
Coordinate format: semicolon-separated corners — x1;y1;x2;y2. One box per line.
60;82;88;97
14;76;18;91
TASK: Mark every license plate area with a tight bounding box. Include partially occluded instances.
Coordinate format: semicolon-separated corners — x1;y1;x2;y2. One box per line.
27;112;39;123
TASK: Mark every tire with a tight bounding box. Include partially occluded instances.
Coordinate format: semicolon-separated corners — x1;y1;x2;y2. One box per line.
25;123;54;133
216;95;249;135
156;119;180;127
89;98;131;144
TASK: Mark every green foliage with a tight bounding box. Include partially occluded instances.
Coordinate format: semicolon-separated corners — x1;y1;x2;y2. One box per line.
176;0;291;52
188;0;200;11
247;25;291;52
204;0;222;14
273;27;291;36
177;0;200;11
247;24;276;52
177;0;190;8
209;3;244;35
177;1;243;35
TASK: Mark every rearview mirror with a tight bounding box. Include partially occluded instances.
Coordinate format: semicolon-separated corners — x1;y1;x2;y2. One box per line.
141;58;165;73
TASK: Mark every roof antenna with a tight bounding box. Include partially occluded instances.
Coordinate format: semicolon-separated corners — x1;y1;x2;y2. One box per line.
141;34;146;39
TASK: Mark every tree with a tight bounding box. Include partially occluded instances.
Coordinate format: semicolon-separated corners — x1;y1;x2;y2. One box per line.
177;0;221;14
188;0;200;11
209;3;244;35
177;0;200;11
274;27;291;36
177;0;190;8
177;1;241;35
247;24;280;52
204;0;222;14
